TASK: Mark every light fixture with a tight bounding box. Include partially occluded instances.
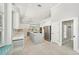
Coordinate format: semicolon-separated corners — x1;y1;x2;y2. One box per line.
37;4;42;7
12;3;15;5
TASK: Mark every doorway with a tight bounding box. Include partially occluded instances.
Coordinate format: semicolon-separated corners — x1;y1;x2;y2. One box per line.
62;20;73;49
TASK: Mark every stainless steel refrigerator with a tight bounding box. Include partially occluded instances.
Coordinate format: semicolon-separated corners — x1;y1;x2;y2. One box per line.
44;26;51;42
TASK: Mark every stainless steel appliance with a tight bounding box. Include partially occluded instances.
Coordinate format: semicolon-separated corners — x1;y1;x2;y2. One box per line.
44;26;51;42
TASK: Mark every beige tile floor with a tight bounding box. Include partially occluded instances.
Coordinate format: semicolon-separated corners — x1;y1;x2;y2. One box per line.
9;36;79;55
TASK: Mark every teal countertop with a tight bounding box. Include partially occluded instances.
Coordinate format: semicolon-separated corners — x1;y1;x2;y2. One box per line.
0;45;12;55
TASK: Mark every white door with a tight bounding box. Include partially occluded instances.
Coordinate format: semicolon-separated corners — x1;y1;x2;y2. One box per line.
73;18;79;52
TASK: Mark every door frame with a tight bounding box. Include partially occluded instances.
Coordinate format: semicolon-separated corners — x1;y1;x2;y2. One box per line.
62;20;73;47
60;17;79;52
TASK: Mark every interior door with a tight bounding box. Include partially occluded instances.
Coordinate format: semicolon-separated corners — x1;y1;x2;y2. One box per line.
73;18;79;52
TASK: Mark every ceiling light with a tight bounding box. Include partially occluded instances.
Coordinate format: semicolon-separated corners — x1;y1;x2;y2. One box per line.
37;4;42;7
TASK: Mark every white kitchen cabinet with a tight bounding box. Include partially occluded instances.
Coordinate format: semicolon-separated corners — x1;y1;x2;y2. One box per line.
0;3;13;47
0;4;5;47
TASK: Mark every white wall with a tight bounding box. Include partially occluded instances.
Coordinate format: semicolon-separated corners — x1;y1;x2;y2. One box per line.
51;21;61;45
40;18;52;27
51;3;79;21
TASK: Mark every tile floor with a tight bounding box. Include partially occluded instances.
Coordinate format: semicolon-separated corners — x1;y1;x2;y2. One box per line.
8;36;79;55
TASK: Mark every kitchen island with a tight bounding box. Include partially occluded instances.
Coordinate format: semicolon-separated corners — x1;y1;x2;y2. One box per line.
29;32;43;44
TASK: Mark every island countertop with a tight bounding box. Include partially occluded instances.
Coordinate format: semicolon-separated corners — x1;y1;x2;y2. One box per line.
29;32;43;43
